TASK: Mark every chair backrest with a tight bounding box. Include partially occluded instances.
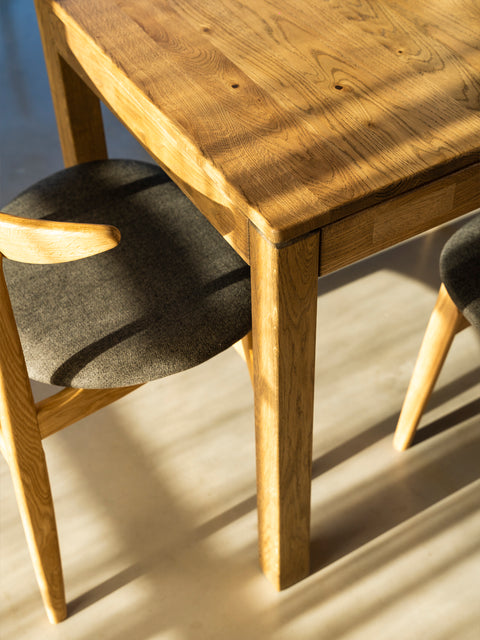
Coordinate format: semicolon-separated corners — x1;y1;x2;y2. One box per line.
0;211;120;264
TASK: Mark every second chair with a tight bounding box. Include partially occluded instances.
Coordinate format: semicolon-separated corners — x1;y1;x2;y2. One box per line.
394;212;480;451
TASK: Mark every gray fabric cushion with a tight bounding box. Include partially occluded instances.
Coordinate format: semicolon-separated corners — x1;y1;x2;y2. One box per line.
2;160;251;388
440;213;480;331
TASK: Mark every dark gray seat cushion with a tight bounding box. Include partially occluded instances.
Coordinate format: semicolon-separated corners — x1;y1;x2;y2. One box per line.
440;213;480;331
2;160;251;388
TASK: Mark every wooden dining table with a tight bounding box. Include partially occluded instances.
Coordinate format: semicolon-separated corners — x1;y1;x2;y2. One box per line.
33;0;480;590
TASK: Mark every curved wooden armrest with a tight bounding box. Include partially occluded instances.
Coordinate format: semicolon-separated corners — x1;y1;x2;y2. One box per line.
0;211;120;264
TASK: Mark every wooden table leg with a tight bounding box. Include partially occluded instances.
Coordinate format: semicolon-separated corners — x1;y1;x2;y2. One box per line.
250;223;319;589
34;0;107;166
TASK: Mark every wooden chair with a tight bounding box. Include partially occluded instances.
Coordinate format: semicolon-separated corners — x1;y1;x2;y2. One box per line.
394;213;480;451
0;159;252;623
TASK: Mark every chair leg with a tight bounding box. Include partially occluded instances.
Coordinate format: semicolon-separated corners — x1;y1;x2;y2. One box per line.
0;265;66;623
5;431;67;623
393;284;469;451
233;331;254;385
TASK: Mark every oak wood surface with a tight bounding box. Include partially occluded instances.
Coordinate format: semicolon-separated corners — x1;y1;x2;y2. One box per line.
319;162;480;275
45;0;479;243
250;224;319;588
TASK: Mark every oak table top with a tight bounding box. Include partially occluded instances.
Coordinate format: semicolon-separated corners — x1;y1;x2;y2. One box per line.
44;0;479;247
35;0;480;593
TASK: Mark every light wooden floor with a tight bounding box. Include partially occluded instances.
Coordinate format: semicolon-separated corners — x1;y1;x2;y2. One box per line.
1;2;479;638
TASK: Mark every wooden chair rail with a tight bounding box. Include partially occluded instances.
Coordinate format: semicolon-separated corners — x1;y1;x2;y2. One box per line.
35;386;143;439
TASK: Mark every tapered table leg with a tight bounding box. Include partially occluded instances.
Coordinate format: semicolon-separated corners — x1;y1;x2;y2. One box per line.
250;224;319;589
34;0;107;166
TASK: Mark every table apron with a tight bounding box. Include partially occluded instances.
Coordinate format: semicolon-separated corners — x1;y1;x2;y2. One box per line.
319;162;480;276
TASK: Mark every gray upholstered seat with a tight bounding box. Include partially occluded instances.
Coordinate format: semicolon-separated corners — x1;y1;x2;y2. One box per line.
440;212;480;331
2;159;251;388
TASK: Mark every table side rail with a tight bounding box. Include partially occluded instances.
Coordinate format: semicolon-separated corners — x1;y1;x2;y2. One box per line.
319;162;480;276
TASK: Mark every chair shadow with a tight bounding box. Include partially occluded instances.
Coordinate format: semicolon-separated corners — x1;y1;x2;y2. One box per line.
413;398;480;445
310;394;480;573
312;367;480;477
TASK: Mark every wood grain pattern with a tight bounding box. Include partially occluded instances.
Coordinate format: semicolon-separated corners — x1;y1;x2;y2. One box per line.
0;259;66;624
250;224;319;589
319;162;480;275
393;284;470;451
0;212;120;264
39;3;252;256
45;0;480;242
